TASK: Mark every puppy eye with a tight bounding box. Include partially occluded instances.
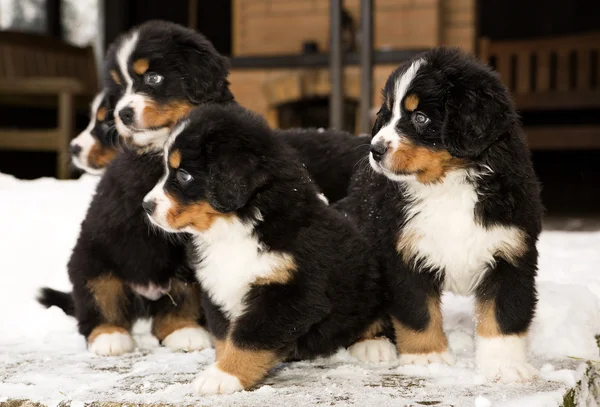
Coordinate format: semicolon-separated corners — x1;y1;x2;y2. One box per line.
413;112;430;125
144;72;163;86
176;169;193;184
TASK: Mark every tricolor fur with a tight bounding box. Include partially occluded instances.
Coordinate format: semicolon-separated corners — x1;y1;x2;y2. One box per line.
70;91;119;174
143;104;386;394
335;47;542;382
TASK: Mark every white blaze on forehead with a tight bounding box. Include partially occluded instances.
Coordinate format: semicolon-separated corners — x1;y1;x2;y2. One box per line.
372;58;425;148
392;58;424;120
114;30;140;123
117;30;139;96
164;120;189;161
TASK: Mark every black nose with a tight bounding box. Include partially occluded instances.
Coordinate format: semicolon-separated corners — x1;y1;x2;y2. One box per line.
370;142;388;162
118;107;134;126
70;144;82;157
142;200;156;215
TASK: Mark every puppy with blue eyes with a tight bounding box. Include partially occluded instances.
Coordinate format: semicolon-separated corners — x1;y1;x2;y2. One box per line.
335;47;542;382
143;104;386;395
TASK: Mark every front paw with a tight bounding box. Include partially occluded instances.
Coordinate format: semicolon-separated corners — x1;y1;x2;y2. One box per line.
163;326;212;352
398;351;455;365
480;361;537;383
348;338;398;363
192;364;244;395
476;335;537;383
88;328;135;356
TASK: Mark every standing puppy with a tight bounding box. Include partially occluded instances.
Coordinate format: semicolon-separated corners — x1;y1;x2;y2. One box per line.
143;104;385;394
335;47;542;382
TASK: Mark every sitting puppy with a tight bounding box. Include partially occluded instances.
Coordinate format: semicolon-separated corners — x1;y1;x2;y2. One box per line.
335;47;542;382
70;91;119;174
143;104;385;394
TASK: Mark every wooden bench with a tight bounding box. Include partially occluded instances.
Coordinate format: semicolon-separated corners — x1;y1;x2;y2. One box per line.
0;31;98;178
479;32;600;150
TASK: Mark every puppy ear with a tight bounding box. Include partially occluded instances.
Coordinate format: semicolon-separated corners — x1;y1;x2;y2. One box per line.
180;35;233;105
441;78;517;158
206;156;270;213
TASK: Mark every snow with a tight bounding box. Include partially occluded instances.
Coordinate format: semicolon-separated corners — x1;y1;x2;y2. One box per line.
1;173;599;406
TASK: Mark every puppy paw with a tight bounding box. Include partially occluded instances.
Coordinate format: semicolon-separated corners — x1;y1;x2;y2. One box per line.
348;338;397;363
398;351;455;365
192;364;244;395
480;361;537;383
88;330;134;356
163;326;212;352
476;335;536;383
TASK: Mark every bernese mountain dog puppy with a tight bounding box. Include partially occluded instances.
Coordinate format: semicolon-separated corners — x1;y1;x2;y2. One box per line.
142;104;384;394
39;20;371;356
70;91;119;174
335;47;543;382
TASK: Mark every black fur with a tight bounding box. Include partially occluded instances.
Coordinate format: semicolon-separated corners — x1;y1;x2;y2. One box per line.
335;48;542;349
37;288;75;316
144;104;384;388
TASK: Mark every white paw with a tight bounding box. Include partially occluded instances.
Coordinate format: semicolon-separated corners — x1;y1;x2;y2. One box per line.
480;361;537;383
348;338;397;363
398;351;455;365
476;335;537;383
89;332;135;356
163;326;212;352
192;364;244;395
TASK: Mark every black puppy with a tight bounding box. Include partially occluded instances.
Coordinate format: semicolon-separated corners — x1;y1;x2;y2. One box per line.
335;47;543;382
143;104;385;394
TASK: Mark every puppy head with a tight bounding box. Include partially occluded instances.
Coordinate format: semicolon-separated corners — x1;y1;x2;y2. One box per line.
105;20;233;151
370;47;517;184
71;91;118;174
143;104;275;234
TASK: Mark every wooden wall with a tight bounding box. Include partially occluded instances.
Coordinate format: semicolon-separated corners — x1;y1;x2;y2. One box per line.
233;0;475;55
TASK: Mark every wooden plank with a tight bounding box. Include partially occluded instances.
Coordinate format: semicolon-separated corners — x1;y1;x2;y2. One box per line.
525;126;600;150
57;91;74;179
556;50;570;91
536;50;550;92
495;53;511;87
515;91;600;110
578;49;591;91
0;129;59;151
516;50;531;94
0;78;83;94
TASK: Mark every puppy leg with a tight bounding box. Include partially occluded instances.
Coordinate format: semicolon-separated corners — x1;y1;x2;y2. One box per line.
81;274;135;356
392;289;454;365
475;258;537;383
193;338;279;395
348;319;398;363
151;280;211;352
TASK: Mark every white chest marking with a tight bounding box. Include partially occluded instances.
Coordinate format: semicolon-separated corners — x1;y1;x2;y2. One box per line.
192;216;292;319
398;170;525;296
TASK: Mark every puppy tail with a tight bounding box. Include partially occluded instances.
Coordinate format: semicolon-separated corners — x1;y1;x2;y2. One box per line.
37;288;75;317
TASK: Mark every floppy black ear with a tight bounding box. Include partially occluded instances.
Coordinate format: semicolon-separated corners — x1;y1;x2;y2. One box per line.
206;155;270;213
441;78;517;158
180;34;234;105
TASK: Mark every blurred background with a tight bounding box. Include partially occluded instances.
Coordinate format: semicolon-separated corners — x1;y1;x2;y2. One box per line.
0;0;598;218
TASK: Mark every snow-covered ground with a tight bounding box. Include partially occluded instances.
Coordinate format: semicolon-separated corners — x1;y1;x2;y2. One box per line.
0;173;599;406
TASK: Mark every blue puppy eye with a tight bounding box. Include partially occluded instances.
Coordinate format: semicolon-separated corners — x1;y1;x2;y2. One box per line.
176;169;193;184
144;72;163;86
414;112;430;125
